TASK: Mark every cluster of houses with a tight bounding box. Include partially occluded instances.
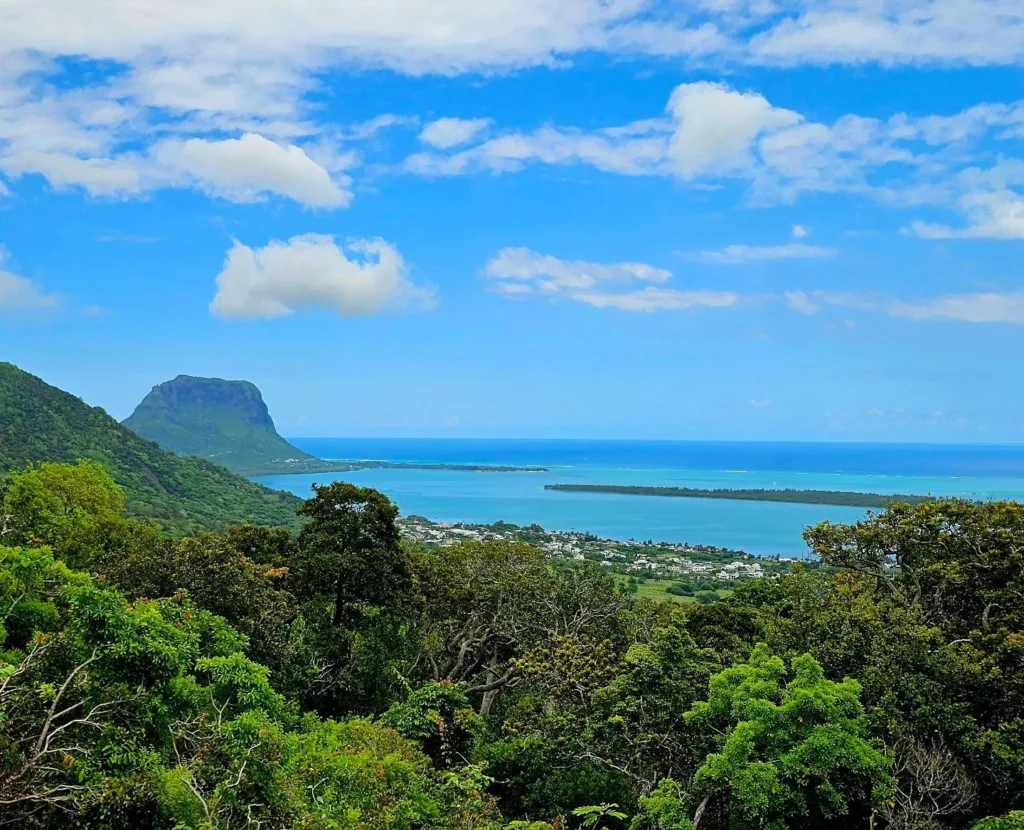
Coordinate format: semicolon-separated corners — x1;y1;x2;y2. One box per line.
397;516;782;584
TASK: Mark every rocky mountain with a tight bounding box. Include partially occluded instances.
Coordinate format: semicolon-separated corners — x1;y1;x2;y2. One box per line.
123;375;318;475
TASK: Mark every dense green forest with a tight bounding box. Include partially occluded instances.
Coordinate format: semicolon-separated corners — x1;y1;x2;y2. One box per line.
1;459;1022;829
545;484;936;508
0;364;301;534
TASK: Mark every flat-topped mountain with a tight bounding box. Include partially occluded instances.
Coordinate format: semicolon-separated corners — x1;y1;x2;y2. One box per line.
123;375;317;475
0;363;301;534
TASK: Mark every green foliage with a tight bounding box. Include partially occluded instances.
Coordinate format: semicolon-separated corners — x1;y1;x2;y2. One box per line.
685;644;892;830
0;542;492;830
572;804;627;829
3;459;1024;830
0;364;302;535
974;814;1024;830
629;780;693;830
383;682;484;767
123;375;317;475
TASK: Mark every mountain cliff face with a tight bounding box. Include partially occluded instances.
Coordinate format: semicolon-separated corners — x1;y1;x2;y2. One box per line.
123;375;316;474
0;364;301;534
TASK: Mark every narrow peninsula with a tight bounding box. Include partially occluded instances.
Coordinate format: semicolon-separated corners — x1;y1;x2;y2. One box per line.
544;483;937;508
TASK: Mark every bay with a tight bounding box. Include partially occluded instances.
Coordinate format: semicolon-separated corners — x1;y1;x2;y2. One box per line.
254;439;1024;556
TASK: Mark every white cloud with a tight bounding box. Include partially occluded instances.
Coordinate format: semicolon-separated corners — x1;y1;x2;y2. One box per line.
485;247;736;313
888;292;1024;323
487;247;671;292
784;291;821;315
211;234;436;320
0;248;62;311
405;124;670;178
749;0;1024;68
401;81;1024;230
151;133;351;207
420;118;492;149
748;399;772;407
0;150;142;196
2;0;1021;93
346;114;419;141
784;286;1024;325
665;81;800;178
573;288;739;312
909;190;1024;239
693;243;836;264
1;1;722;80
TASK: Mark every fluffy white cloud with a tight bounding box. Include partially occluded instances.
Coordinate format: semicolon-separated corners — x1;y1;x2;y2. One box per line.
152;133;352;207
692;242;836;265
211;234;435;320
2;0;1021;91
403;81;1024;235
909;190;1024;239
749;0;1024;68
0;248;62;311
666;81;800;178
420;118;492;149
485;247;736;312
1;1;722;80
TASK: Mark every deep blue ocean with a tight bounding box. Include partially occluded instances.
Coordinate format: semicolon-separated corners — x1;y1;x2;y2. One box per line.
255;440;1024;556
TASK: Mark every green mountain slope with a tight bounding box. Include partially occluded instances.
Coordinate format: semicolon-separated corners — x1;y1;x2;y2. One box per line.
123;375;319;475
0;363;302;534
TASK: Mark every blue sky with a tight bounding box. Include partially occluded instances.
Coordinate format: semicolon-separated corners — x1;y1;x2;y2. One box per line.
1;1;1023;442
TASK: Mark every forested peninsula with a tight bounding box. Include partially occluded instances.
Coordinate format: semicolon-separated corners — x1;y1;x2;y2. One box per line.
545;483;937;507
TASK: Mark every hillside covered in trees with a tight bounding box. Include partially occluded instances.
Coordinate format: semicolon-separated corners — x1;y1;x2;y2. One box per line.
0;364;301;534
1;458;1022;830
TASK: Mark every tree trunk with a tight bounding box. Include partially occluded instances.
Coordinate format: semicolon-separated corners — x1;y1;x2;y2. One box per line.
479;687;500;717
692;795;710;830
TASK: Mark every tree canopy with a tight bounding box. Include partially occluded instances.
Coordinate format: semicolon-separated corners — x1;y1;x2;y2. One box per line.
1;461;1022;829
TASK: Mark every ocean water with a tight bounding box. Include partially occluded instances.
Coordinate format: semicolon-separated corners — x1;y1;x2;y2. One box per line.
255;439;1024;557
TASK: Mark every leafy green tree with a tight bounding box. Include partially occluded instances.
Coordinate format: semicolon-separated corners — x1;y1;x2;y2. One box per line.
292;482;407;626
805;501;1024;817
630;780;694;830
683;644;892;830
287;483;412;717
2;460;125;564
383;681;484;768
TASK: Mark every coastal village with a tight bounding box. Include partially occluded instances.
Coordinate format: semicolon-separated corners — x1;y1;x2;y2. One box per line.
397;514;805;588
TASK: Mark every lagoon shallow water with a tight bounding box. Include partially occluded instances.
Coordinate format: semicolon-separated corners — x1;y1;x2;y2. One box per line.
255;439;1024;556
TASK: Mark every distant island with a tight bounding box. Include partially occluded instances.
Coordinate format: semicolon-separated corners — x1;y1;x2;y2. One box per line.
544;483;937;508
